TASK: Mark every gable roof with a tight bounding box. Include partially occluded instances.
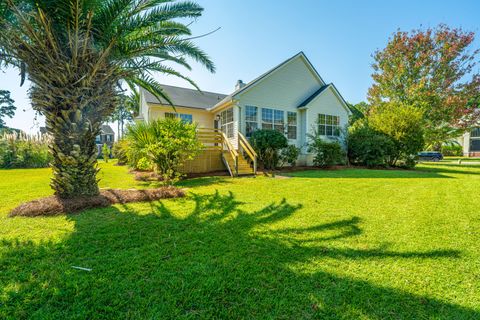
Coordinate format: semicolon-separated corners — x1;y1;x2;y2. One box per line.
143;85;227;110
297;83;352;115
297;85;330;108
212;51;326;109
100;125;115;135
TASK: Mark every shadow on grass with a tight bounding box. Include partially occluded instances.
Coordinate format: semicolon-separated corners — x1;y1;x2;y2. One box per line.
0;192;474;319
284;167;453;179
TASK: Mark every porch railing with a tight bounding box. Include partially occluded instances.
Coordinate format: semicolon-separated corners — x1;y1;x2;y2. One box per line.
197;128;238;177
238;132;257;175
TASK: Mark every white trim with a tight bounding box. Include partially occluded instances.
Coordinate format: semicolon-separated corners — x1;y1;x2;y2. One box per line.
234;53;325;101
302;85;352;115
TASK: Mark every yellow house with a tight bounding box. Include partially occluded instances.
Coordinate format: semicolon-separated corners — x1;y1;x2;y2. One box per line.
136;52;351;175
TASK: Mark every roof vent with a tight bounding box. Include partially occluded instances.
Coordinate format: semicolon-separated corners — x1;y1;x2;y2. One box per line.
235;80;246;91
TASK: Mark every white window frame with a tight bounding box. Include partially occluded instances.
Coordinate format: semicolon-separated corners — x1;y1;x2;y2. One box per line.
287;111;297;140
318;114;340;137
165;112;193;124
220;108;234;138
245;105;258;138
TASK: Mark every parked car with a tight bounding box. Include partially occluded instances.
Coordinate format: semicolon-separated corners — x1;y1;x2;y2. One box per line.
418;151;443;162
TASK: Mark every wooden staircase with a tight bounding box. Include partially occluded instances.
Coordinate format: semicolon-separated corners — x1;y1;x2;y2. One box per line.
197;128;257;177
223;151;255;176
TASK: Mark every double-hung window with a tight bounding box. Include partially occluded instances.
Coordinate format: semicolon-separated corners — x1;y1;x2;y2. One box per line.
274;110;284;133
287;112;297;139
261;108;273;130
165;112;193;124
220;108;234;138
245;106;258;137
262;108;284;133
318;114;340;137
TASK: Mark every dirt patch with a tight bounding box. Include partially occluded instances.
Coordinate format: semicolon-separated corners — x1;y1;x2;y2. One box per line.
9;186;184;217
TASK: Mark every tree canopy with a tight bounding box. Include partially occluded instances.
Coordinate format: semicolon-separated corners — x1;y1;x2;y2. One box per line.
368;24;480;148
0;90;16;129
0;0;214;197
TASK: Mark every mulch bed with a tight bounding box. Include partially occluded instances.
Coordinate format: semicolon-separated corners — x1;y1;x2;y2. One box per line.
9;186;185;217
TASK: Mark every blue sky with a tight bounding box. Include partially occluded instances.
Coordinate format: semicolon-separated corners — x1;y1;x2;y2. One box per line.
1;0;479;133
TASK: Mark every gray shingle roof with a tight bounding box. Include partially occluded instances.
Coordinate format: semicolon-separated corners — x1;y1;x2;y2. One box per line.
297;84;330;108
100;125;115;135
143;84;227;110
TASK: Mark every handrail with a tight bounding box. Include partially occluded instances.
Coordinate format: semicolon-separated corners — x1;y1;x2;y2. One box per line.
238;132;257;175
220;131;238;176
238;132;257;157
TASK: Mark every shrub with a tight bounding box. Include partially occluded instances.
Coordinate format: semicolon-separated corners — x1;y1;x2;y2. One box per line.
308;136;346;167
125;118;203;184
0;132;52;168
102;143;110;163
369;102;425;168
347;123;396;167
250;130;288;170
112;139;130;165
136;157;153;171
441;143;463;156
279;145;300;167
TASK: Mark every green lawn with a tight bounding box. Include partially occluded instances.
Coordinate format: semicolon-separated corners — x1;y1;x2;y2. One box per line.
0;161;479;319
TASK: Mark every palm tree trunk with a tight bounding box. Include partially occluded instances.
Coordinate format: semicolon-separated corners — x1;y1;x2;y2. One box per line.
46;108;101;198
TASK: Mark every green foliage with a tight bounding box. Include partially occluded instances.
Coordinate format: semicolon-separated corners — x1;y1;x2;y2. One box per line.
0;0;214;197
136;157;153;171
0;90;15;128
369;102;425;168
347;121;396;167
348;101;370;125
102;143;110;163
441;143;463;156
112;139;130;165
279;145;300;167
0;132;52;168
125;118;202;184
308;136;346;167
1;162;480;318
368;24;480;146
250;130;288;170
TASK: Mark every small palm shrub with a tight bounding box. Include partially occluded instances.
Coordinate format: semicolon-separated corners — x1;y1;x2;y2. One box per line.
0;132;52;168
250;130;288;170
125;119;203;184
112;139;130;165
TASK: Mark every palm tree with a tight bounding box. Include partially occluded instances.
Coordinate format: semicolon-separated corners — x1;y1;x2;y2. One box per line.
0;0;214;198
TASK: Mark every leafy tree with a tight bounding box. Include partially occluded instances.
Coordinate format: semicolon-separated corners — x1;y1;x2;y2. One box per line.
110;92;139;139
0;0;214;197
0;90;15;128
368;24;480;149
250;130;288;170
125;118;202;184
369;102;425;167
348;101;370;125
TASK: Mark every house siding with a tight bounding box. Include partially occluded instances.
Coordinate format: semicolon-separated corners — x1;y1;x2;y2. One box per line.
148;105;214;128
236;56;322;108
235;56;324;151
